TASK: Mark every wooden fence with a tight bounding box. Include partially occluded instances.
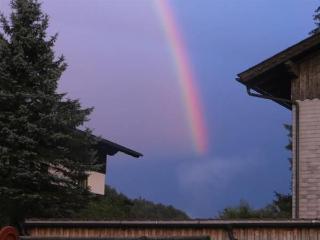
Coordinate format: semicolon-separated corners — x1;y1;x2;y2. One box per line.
24;220;320;240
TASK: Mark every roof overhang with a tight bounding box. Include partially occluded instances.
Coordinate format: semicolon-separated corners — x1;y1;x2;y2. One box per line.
237;33;320;109
96;137;143;158
77;130;143;158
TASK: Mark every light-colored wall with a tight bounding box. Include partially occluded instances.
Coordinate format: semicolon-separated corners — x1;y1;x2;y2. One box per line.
293;99;320;218
292;104;297;218
87;171;105;195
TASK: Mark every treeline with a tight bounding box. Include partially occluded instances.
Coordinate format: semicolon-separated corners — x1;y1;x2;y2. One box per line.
71;186;190;220
218;193;291;219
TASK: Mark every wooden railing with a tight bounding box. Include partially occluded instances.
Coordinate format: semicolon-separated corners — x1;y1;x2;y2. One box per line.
0;226;19;240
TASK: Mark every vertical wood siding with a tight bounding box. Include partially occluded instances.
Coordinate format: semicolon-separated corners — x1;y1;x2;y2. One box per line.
28;226;320;240
292;50;320;101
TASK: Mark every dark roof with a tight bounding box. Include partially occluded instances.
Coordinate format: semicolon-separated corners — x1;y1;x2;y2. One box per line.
76;130;142;158
238;33;320;83
24;219;320;229
97;137;143;158
237;33;320;108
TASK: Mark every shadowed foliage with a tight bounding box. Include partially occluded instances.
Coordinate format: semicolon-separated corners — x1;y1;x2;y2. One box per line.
71;186;190;220
219;193;292;219
310;6;320;34
0;0;97;228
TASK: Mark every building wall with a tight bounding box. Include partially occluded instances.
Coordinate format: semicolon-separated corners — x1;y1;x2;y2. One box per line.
87;171;105;195
292;99;320;218
292;50;320;101
292;104;297;218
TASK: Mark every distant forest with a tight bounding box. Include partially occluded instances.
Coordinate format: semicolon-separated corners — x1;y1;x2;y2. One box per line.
71;185;190;220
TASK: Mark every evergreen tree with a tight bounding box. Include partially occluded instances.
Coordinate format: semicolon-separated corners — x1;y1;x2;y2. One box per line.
284;124;292;171
218;193;291;219
310;6;320;34
0;0;97;227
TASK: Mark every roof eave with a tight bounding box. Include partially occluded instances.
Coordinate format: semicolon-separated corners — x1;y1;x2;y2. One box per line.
98;137;143;158
238;32;320;84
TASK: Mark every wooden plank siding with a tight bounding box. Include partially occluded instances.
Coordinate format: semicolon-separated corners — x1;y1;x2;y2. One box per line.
27;226;320;240
292;49;320;101
25;220;320;240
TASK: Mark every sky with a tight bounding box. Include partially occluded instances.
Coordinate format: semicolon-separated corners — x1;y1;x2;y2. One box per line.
1;0;319;218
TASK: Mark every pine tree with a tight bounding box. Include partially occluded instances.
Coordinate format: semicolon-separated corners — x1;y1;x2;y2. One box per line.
284;124;292;171
0;0;97;227
310;6;320;34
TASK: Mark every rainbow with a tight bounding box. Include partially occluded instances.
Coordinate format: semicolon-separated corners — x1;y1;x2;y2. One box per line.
153;0;208;154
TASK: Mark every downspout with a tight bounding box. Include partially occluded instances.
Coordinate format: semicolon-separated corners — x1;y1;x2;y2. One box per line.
245;86;300;219
294;102;300;219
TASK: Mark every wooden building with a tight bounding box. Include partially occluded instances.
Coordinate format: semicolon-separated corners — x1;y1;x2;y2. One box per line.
237;32;320;219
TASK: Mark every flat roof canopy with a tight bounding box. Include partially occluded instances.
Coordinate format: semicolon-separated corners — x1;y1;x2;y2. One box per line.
237;33;320;109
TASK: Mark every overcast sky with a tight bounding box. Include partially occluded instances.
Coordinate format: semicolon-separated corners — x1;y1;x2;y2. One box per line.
1;0;319;218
